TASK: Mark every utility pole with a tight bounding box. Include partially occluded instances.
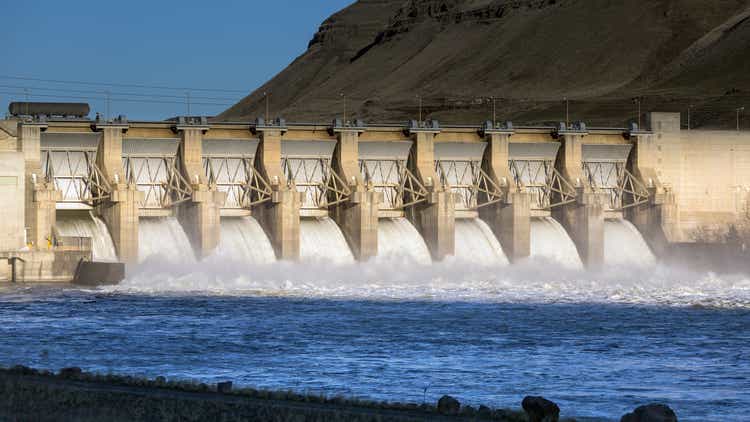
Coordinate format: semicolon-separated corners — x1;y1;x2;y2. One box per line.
687;105;692;130
564;97;569;128
186;91;191;116
634;97;642;129
340;93;347;124
263;91;269;122
492;96;497;125
105;90;111;121
417;95;422;123
738;107;745;131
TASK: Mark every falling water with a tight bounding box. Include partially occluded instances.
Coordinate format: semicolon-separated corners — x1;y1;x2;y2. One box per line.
138;217;195;264
299;217;354;263
530;217;583;269
604;219;656;267
55;212;117;262
215;217;276;264
454;218;509;265
377;218;432;264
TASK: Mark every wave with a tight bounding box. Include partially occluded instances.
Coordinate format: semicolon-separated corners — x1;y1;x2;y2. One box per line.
106;258;750;309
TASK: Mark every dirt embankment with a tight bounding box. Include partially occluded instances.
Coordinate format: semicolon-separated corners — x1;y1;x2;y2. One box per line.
219;0;750;129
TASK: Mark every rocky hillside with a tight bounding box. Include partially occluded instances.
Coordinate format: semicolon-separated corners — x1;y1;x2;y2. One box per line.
219;0;750;128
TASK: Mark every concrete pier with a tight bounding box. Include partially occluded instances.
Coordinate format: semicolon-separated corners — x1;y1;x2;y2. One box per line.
252;120;300;260
406;121;455;260
174;119;226;259
553;126;605;269
625;127;678;257
93;120;142;264
479;126;531;262
18;121;59;250
329;123;378;261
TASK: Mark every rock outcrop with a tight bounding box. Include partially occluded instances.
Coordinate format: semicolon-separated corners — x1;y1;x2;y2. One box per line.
220;0;750;129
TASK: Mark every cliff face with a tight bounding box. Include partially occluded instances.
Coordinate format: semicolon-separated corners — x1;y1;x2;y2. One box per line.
220;0;750;128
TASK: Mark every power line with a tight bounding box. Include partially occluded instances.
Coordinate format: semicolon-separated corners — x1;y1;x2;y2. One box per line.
0;91;231;107
0;75;247;94
0;84;239;101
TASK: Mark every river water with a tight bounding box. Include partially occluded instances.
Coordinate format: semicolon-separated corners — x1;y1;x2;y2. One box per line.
1;259;749;421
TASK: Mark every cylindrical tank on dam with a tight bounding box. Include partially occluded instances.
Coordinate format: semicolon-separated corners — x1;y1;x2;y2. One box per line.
376;218;432;264
530;217;583;269
454;218;509;266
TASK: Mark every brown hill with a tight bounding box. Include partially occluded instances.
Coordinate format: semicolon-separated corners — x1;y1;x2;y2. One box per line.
219;0;750;128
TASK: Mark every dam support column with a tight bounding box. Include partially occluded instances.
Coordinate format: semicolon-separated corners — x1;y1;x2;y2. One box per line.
478;124;531;262
329;121;378;260
625;127;677;257
552;125;604;269
406;121;455;260
93;118;142;264
174;118;226;260
18;120;59;250
252;119;300;260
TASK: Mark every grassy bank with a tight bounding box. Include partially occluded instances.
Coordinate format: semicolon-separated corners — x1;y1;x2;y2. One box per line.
0;366;541;421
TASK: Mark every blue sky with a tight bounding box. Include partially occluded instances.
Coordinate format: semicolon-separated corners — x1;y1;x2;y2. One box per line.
0;1;354;120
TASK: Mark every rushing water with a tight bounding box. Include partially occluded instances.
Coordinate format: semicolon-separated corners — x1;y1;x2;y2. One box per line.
530;217;584;269
138;217;195;264
604;219;656;267
454;218;509;265
3;217;750;421
300;217;354;263
55;212;118;262
377;218;432;264
214;217;276;264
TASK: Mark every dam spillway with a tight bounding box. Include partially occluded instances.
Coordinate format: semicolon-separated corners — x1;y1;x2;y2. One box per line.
603;219;656;267
300;217;354;264
15;112;739;283
215;217;276;264
530;217;584;269
138;217;196;264
55;212;117;262
377;218;432;264
454;218;509;265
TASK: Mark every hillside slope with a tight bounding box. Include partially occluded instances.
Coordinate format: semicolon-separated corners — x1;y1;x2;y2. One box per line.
219;0;750;128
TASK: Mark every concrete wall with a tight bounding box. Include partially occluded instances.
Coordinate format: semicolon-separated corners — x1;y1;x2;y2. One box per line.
648;113;750;241
0;152;25;251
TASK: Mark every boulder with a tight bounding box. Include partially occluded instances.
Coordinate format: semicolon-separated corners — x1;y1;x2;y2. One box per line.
217;381;233;393
437;395;461;415
58;367;83;378
522;396;560;422
621;404;678;422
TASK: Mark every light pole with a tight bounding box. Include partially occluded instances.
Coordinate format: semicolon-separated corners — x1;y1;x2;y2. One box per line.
634;97;642;130
263;92;270;122
340;93;347;124
738;107;745;131
564;97;569;128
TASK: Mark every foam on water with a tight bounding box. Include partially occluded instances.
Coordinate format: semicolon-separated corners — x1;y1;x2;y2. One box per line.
454;218;509;265
530;217;583;269
214;217;276;264
604;218;656;267
138;217;195;264
300;217;354;263
377;218;431;264
55;212;117;262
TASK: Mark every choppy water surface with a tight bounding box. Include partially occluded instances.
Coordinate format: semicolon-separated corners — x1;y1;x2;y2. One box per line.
1;261;749;421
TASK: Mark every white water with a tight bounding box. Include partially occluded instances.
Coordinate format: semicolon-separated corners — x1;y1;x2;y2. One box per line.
530;217;583;269
138;217;195;264
604;219;656;267
300;217;354;264
454;219;509;265
214;217;276;264
55;212;118;262
377;218;432;264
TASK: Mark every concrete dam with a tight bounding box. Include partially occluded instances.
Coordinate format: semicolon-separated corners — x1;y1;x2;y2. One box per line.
1;108;748;282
